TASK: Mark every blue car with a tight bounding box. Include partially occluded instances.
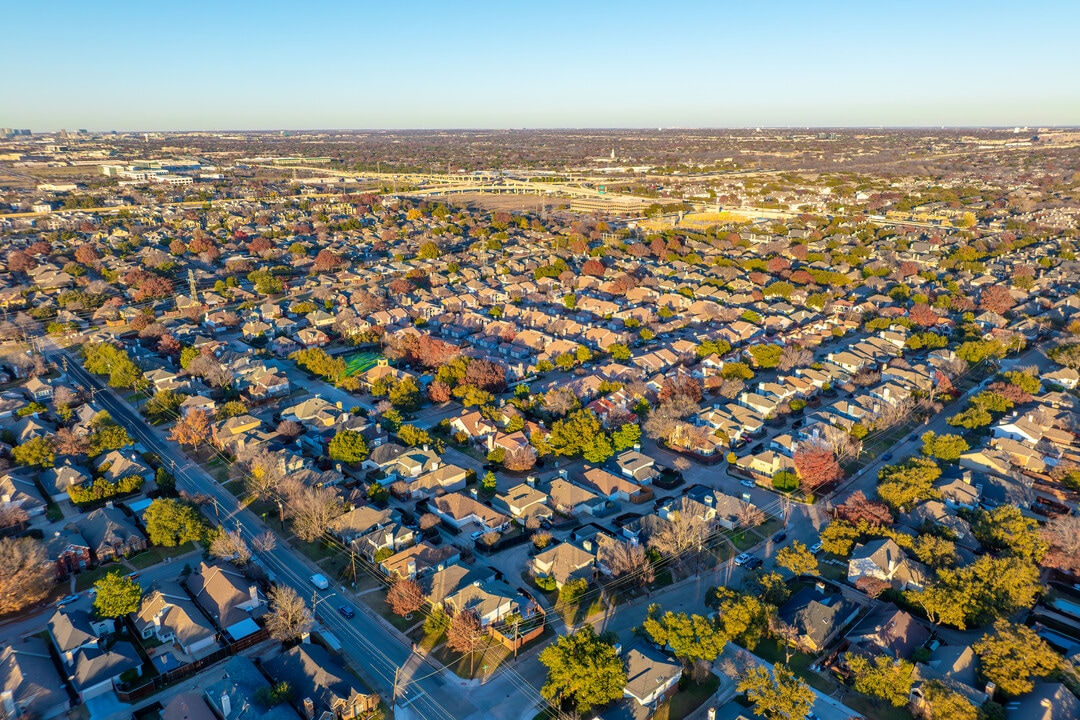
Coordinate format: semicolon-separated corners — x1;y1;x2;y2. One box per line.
338;605;355;619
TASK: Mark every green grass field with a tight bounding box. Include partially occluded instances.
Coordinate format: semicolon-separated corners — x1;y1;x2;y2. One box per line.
343;351;383;377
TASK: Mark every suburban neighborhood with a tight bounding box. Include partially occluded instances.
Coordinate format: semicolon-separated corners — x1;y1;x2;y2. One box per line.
1;126;1080;720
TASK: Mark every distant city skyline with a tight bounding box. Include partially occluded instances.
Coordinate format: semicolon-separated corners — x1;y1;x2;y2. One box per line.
5;0;1079;131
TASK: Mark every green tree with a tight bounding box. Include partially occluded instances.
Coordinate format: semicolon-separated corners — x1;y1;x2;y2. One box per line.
143;498;209;547
772;470;799;492
608;343;631;361
328;430;370;464
721;362;754;380
611;423;641;451
417;241;441;259
582;433;614;464
12;436;54;468
908;555;1040;629
481;471;497;492
737;664;815;720
971;505;1047;561
776;541;819;576
748;344;783;369
549;409;604;458
877;457;941;511
642;606;727;666
388;376;423;411
920;681;978;720
539;626;626;717
710;588;773;650
93;570;143;618
921;431;970;462
846;653;915;707
972;621;1061;696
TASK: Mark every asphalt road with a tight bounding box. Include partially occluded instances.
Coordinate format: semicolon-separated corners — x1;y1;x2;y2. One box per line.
53;345;475;720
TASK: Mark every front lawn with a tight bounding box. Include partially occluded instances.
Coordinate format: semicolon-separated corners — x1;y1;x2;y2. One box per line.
128;541;199;570
74;565;120;592
432;635;511;680
652;673;721;720
843;693;915;720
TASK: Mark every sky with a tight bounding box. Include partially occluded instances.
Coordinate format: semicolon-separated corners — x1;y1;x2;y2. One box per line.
5;0;1079;131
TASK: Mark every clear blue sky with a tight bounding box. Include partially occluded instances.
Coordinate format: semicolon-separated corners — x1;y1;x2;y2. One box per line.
5;0;1078;131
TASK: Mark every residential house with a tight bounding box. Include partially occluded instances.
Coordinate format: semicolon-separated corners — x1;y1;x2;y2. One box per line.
496;484;551;522
330;505;398;545
185;562;266;641
547;479;602;517
777;582;860;652
623;643;682;713
23;377;53;401
845;605;931;660
205;657;300;720
0;637;71;720
578;467;645;503
431;493;510;534
407;463;468;499
76;505;147;561
134;580;218;657
613;450;660;484
379;542;460;580
44;527;92;579
162;693;217;720
442;580;520;627
532;542;594;588
261;644;380;720
847;538;927;591
47;600;140;702
94;450;153;485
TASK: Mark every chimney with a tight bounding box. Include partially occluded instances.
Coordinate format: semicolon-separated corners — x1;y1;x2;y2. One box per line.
582;539;593;552
814;581;826;594
962;471;972;484
526;475;536;487
303;698;315;720
407;559;417;578
248;584;259;605
105;500;114;509
220;693;231;718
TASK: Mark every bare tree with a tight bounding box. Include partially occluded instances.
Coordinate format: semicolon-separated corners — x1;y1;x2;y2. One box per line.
821;424;862;462
265;585;313;641
1043;514;1080;575
209;528;251;565
0;537;53;614
649;511;709;570
236;448;286;500
252;531;278;553
602;540;654;587
275;420;303;440
290;486;344;542
778;346;813;372
447;610;487;675
386;578;425;617
735;502;766;529
542;387;578;417
503;444;537;471
672;457;692;472
53;385;80;408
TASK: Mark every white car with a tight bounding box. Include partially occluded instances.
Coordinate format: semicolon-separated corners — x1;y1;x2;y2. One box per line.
809;542;823;555
739;479;756;488
734;553;752;566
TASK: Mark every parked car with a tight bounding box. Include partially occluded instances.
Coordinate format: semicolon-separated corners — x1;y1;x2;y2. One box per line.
772;531;787;543
734;553;753;566
471;530;485;541
740;479;756;488
881;453;893;461
338;605;355;619
56;594;79;607
809;542;823;555
744;557;763;570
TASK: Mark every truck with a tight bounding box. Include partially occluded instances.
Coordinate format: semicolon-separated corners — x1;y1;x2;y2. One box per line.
310;574;329;590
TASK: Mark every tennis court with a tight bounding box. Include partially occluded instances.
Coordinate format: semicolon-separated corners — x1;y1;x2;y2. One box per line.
343;351;383;376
